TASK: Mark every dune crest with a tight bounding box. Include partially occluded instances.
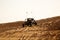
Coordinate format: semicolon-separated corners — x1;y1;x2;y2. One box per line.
0;16;60;40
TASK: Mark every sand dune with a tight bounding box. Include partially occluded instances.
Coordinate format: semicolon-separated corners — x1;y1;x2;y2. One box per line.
0;16;60;40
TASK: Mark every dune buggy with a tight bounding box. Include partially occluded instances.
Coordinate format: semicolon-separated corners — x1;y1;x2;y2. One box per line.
22;18;37;27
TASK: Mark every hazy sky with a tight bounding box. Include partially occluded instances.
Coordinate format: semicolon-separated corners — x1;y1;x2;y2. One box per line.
0;0;60;23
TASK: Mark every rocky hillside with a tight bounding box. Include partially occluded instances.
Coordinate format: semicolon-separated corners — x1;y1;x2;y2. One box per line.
0;16;60;40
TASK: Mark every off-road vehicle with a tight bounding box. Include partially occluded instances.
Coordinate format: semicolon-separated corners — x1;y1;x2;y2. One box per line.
22;18;37;27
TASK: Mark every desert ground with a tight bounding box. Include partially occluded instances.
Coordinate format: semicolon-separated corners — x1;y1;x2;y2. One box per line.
0;16;60;40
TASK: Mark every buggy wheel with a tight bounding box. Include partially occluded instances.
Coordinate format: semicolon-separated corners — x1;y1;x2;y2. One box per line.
34;22;37;25
22;24;24;27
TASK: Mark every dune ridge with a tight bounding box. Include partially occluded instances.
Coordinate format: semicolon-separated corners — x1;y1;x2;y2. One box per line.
0;16;60;40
